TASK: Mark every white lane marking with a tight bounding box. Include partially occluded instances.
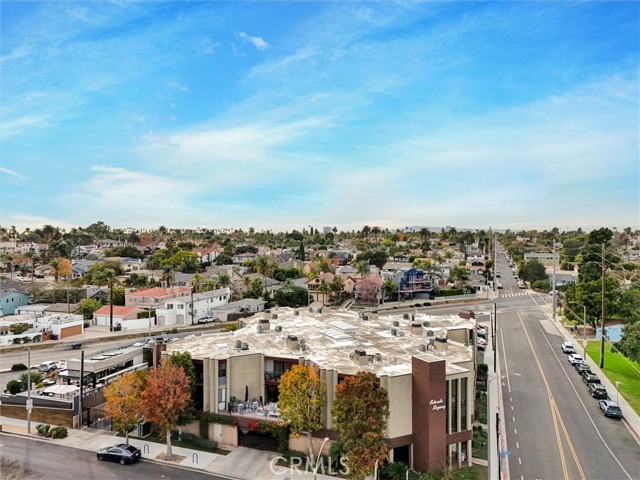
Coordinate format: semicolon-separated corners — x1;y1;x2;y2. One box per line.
511;405;514;411
510;397;513;402
519;457;522;465
538;327;633;480
513;416;516;422
514;428;518;434
501;329;512;394
516;441;520;448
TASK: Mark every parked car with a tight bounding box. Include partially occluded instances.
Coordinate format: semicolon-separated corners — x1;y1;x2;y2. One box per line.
587;383;608;399
599;400;623;418
96;444;142;465
561;342;576;354
582;372;600;384
477;327;487;338
567;354;583;365
197;316;214;324
37;361;59;373
575;363;591;374
517;280;525;289
476;342;486;352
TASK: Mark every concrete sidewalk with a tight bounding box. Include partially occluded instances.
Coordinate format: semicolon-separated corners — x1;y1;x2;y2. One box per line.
0;416;336;479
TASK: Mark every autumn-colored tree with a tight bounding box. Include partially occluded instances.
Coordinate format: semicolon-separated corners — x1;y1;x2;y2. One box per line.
103;371;148;445
141;361;191;458
331;372;389;480
58;258;71;279
278;365;327;464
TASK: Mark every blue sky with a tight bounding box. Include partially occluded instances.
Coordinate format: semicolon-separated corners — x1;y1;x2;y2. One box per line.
1;1;638;233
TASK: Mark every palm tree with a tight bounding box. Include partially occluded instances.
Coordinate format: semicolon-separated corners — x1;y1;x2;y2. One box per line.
190;272;204;293
253;254;275;298
355;260;371;277
50;258;61;283
361;225;371;240
24;250;37;280
97;268;117;332
319;279;331;306
329;275;345;304
371;226;381;243
216;273;232;289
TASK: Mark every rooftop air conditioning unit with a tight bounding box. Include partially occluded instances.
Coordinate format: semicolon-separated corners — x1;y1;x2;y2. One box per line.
393;320;400;327
362;314;370;321
426;329;435;337
271;313;278;319
403;313;410;320
294;310;299;316
391;327;398;336
275;325;283;332
241;343;249;350
354;348;367;356
423;321;431;327
235;340;243;349
420;344;428;353
411;322;423;335
309;307;314;313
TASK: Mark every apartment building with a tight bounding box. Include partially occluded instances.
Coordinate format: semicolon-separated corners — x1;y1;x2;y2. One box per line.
165;307;477;473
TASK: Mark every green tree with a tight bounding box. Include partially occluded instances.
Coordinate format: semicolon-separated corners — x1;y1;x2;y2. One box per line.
141;361;191;459
448;265;470;288
103;371;148;445
168;353;196;439
519;260;548;283
254;254;275;298
97;268;117;332
278;365;327;464
616;321;640;363
332;372;389;480
78;298;103;320
216;273;232;289
274;284;309;307
214;253;233;265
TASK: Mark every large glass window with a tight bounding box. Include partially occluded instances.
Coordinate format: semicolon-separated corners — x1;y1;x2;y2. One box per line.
218;361;227;385
451;378;458;433
461;377;468;430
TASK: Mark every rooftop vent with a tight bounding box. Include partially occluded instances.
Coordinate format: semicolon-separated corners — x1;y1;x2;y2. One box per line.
286;335;299;350
423;321;431;328
259;319;271;331
393;320;400;327
375;353;383;362
235;340;243;349
420;344;428;353
391;327;398;336
256;325;263;334
241;342;249;350
362;314;370;321
294;310;299;316
411;322;423;335
271;313;278;320
397;330;406;337
275;325;283;333
403;313;410;320
317;307;323;314
354;348;367;356
426;329;435;337
350;349;371;366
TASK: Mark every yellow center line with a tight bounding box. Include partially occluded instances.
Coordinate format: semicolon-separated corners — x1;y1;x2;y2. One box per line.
517;314;586;480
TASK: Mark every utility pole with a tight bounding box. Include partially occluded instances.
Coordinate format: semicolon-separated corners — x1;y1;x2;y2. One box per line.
599;242;606;369
79;350;84;427
27;346;32;433
191;287;195;325
109;277;114;332
552;239;557;322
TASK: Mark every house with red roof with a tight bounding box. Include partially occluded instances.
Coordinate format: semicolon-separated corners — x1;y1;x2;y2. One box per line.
93;305;144;329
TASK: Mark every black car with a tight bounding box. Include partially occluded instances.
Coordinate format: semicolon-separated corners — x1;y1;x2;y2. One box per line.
97;444;142;465
575;363;591;374
587;382;608;399
582;372;600;384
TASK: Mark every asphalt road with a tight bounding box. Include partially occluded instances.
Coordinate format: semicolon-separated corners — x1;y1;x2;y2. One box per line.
495;246;640;480
0;433;225;479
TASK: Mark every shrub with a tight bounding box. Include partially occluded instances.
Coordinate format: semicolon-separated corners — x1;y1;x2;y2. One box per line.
11;363;27;371
179;432;217;450
6;380;22;395
50;426;68;439
223;323;238;332
36;424;51;437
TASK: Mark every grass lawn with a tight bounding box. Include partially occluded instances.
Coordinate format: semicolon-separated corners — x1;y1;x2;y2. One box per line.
585;341;640;415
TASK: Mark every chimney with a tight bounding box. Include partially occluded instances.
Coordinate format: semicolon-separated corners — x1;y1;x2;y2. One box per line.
286;335;299;350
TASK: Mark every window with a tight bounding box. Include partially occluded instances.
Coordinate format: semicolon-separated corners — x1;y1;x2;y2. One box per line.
177;304;184;310
218;388;226;403
451;378;458;433
218;361;227;385
461;377;467;430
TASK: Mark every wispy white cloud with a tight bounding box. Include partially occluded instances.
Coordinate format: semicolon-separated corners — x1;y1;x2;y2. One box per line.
167;81;190;93
0;167;28;181
238;32;269;51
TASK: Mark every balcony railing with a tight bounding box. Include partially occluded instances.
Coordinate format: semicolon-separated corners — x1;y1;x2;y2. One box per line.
264;371;284;382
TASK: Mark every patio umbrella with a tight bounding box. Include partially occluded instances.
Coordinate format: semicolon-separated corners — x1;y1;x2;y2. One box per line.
245;385;249;402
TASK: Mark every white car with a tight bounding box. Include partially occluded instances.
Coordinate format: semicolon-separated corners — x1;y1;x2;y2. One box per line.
561;342;576;354
568;354;583;365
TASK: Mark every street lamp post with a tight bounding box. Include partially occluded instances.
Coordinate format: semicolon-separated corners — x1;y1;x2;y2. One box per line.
569;302;587;356
615;381;621;404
